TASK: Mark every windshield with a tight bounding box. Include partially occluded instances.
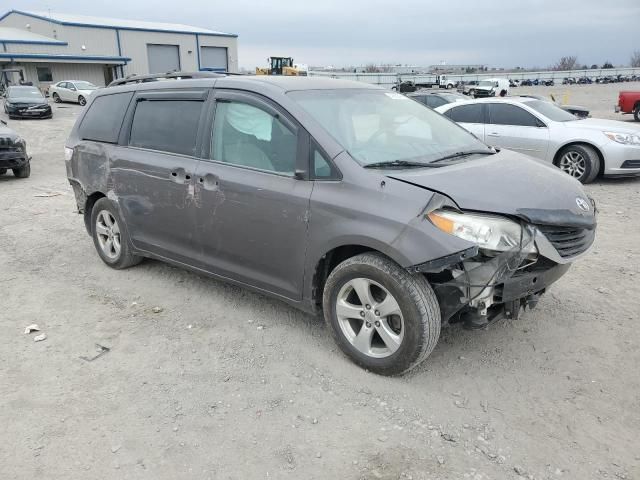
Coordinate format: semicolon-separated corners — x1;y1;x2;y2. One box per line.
8;87;44;99
525;100;578;122
73;81;97;90
479;81;496;87
288;89;490;166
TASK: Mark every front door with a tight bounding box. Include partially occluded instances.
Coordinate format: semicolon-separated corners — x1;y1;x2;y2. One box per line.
485;103;550;159
192;90;313;299
111;89;208;263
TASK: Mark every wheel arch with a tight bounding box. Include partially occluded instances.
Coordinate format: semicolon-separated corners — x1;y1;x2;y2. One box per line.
309;243;408;311
553;141;605;178
83;191;107;234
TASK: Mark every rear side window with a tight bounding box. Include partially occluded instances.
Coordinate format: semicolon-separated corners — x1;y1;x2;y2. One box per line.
129;100;203;156
426;96;447;108
488;103;539;127
445;104;484;123
79;92;133;143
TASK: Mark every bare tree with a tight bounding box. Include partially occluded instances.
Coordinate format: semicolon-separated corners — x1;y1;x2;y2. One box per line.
553;56;578;71
364;63;381;73
631;50;640;68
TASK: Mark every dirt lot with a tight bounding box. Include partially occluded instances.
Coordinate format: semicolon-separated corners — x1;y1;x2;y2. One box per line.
1;82;639;480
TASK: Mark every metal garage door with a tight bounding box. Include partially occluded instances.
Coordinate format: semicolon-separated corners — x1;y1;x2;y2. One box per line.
200;46;228;72
147;44;180;73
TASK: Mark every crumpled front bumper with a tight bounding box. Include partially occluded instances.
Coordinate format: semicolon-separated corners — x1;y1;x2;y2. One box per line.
411;222;592;324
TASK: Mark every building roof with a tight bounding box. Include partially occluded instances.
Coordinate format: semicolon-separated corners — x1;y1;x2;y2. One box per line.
1;10;237;37
0;26;67;44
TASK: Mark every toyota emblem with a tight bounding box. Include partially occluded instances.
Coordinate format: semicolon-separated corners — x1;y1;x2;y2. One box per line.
576;197;590;212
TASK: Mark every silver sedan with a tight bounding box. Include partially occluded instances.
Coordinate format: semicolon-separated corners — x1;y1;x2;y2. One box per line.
436;97;640;183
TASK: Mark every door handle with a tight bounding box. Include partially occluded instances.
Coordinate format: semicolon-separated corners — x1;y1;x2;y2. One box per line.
170;168;191;184
487;132;500;137
198;173;220;191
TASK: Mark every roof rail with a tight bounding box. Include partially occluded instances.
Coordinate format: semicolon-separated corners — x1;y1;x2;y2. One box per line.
107;71;226;87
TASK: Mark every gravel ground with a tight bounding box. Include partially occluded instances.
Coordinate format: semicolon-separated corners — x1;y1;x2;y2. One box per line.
1;82;639;480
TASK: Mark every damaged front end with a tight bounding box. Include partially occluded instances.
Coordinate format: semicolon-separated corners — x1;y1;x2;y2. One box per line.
409;199;595;329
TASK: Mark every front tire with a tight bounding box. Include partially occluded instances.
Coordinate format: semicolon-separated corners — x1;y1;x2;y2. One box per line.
13;163;30;178
323;252;441;376
90;198;142;269
52;92;61;103
78;95;86;106
556;144;600;184
634;104;640;122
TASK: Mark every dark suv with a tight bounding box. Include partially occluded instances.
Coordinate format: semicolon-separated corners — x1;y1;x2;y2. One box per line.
65;74;596;375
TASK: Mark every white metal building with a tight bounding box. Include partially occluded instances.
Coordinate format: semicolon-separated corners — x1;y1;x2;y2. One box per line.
0;9;238;88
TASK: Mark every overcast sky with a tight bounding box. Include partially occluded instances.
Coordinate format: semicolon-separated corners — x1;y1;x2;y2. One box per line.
14;0;640;69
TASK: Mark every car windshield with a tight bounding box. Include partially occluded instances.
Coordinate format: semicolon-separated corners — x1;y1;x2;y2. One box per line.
289;89;491;166
479;81;496;87
8;87;44;99
525;100;578;122
73;81;97;90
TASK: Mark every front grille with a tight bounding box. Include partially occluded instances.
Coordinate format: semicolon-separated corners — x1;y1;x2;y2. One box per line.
0;137;16;149
537;225;595;258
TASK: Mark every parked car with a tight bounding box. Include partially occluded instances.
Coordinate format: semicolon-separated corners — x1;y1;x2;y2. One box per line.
518;94;590;118
509;79;520;88
407;91;467;108
470;78;510;98
616;91;640;121
577;77;592;84
458;80;479;95
391;80;417;93
49;80;98;106
562;77;576;85
0;119;30;178
436;97;640;183
65;74;596;375
3;86;52;119
520;79;533;86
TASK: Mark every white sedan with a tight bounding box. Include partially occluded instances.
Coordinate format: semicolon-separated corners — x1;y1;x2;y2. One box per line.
49;80;98;106
436;97;640;183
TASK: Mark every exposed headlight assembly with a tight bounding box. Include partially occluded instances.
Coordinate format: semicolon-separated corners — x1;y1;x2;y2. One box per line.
428;210;537;254
604;131;640;146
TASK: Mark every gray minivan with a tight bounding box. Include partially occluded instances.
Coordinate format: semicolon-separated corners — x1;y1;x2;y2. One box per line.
65;74;596;375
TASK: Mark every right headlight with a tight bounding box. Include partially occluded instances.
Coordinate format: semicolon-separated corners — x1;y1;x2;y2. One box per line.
428;209;537;254
604;131;640;146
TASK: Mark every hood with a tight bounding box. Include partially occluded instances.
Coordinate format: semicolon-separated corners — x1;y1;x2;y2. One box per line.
387;149;596;228
563;117;640;134
0;124;18;138
7;97;48;105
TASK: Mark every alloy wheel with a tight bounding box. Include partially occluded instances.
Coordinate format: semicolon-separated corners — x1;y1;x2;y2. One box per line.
559;151;586;178
95;210;121;260
335;278;404;358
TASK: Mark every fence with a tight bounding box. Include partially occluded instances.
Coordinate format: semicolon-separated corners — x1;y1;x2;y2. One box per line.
308;67;640;89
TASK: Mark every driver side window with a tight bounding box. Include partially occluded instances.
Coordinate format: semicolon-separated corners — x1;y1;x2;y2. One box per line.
211;101;298;175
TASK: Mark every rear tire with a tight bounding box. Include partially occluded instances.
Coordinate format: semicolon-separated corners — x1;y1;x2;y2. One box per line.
78;95;86;106
634;103;640;122
556;144;600;184
0;168;6;175
90;198;143;269
13;163;30;178
323;252;441;376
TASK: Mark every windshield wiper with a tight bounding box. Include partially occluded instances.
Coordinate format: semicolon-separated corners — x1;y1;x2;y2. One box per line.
430;149;496;164
364;160;439;169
